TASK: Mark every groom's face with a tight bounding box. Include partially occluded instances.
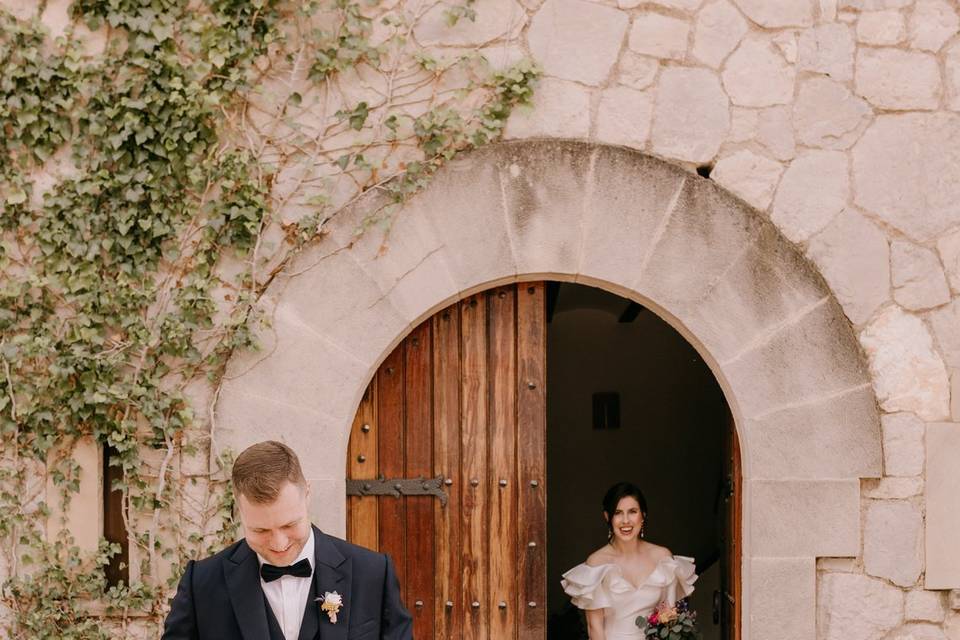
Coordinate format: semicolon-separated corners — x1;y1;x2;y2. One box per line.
238;480;312;566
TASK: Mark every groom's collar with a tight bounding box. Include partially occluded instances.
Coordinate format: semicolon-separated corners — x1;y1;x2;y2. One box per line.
311;525;346;569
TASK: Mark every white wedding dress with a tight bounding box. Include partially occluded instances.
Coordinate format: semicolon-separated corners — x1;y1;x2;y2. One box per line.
561;555;698;640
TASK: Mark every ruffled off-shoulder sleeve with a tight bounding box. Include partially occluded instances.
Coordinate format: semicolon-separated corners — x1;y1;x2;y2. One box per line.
652;555;698;605
561;563;619;610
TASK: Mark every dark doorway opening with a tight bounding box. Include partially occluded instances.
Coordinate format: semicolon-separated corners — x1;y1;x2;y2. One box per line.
545;282;736;640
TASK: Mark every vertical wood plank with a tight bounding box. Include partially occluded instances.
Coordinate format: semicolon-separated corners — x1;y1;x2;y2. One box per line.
517;282;546;639
460;294;489;640
489;286;519;640
347;384;379;551
378;345;407;600
725;407;742;640
433;306;462;640
405;322;435;639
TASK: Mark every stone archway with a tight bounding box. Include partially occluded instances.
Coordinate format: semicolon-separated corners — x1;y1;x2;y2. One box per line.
217;140;882;640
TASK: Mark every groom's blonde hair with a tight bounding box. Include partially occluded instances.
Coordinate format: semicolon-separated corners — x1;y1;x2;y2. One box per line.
232;440;307;503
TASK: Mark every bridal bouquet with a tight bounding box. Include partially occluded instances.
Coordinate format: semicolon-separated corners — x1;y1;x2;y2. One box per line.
636;599;701;640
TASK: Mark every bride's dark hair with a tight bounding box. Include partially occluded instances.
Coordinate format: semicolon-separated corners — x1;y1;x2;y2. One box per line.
602;481;648;539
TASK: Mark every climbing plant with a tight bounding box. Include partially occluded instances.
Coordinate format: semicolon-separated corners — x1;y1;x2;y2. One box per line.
0;0;537;635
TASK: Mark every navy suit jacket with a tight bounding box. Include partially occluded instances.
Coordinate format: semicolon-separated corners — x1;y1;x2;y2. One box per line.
161;526;413;640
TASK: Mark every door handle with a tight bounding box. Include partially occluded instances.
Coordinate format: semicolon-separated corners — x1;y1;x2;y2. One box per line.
713;590;720;624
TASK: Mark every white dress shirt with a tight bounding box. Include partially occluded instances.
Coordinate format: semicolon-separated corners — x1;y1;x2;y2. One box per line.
257;529;315;640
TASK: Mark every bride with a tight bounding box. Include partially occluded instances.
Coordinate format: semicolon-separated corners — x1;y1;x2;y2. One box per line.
561;482;697;640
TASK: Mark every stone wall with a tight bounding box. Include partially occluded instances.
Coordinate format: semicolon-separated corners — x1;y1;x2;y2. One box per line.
8;0;960;638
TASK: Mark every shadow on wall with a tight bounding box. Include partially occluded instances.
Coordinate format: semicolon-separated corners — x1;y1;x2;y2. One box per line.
546;283;728;640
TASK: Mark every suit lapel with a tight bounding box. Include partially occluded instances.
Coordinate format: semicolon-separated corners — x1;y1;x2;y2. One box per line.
223;540;272;640
312;527;352;640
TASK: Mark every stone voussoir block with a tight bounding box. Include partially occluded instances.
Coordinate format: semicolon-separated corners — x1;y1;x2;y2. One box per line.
751;479;860;557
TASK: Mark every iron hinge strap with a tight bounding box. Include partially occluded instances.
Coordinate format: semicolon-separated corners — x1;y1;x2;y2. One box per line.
346;476;448;507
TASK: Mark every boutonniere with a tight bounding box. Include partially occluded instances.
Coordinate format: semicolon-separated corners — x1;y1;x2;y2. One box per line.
316;591;343;623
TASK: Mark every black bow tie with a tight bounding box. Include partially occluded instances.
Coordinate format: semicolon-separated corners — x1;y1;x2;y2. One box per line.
260;558;312;583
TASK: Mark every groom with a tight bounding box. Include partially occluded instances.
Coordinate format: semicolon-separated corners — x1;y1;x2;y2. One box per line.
162;440;413;640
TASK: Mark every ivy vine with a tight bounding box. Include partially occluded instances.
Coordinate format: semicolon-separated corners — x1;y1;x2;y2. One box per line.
0;0;538;636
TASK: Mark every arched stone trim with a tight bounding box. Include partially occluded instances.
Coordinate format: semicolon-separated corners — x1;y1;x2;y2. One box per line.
217;140;882;640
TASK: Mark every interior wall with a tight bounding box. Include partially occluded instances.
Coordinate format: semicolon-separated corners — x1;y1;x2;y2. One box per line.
546;283;728;640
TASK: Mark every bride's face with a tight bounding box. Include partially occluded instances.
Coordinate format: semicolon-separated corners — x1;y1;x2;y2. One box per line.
608;496;643;542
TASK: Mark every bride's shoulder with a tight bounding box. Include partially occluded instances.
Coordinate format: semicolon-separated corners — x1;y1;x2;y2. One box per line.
585;545;615;567
645;542;673;561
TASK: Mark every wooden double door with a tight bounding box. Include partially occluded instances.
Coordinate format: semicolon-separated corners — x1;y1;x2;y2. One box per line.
346;283;547;640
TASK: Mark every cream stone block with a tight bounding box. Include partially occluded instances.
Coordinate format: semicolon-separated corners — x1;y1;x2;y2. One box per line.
938;228;960;294
953;370;960;421
729;107;758;142
722;299;869;419
806;209;890;326
757;106;797;161
527;0;628;85
223;303;372;424
818;557;858;572
711;228;830;326
414;147;518;290
306;475;348;537
863;476;924;499
882;412;926;476
683;224;830;363
628;12;690;61
794;76;872;150
798;23;856;82
477;44;527;70
928;299;960;369
497;142;593;277
217;381;352;475
616;53;660;90
747;386;882;479
891;240;951;311
691;0;749;68
907;591;946;623
750;558;815;640
267;248;410;369
891;624;949;640
732;0;815;27
577;148;687;286
414;0;525;46
950;613;960;640
947;41;960;111
635;176;762;310
818;572;904;640
636;0;704;8
864;499;923;587
857;10;907;44
594;86;654;149
711;149;784;210
908;0;959;52
751;480;859;556
853;113;960;243
323;186;458;325
504;77;592;140
926;422;960;589
855;48;941;110
45;437;101;553
771;150;848;243
722;35;796;107
860;306;951;421
841;0;913;9
650;67;730;163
